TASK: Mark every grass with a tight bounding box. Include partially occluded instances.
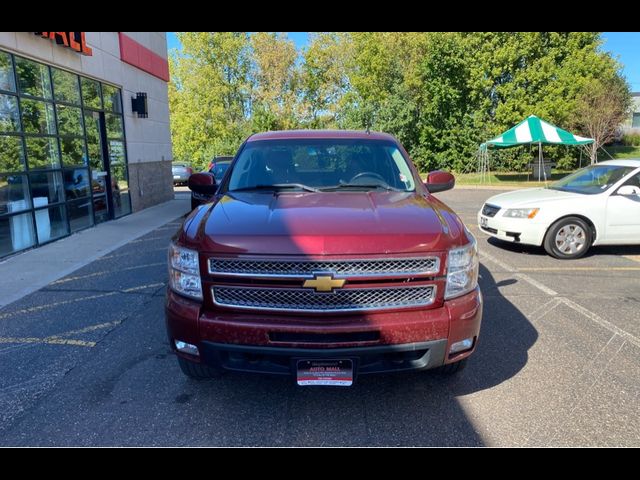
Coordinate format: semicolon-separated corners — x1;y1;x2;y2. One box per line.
602;145;640;159
451;172;568;187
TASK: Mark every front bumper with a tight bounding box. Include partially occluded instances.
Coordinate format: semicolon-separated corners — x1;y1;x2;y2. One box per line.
165;287;482;377
477;210;545;246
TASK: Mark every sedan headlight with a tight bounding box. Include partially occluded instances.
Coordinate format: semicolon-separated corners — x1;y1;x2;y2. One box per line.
168;243;202;300
445;236;479;300
503;208;539;219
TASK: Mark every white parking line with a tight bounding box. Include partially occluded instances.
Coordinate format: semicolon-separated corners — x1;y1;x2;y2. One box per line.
480;251;558;296
479;251;640;348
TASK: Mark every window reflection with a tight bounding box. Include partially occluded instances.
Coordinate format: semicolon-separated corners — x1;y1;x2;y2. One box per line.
0;135;25;172
0;52;16;92
81;78;101;109
21;98;56;135
0;94;20;132
0;174;31;215
25;137;60;170
56;104;83;136
15;57;52;99
29;171;64;204
52;68;80;105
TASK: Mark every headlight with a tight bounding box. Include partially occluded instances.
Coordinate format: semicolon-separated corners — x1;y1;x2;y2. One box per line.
445;236;479;300
168;243;202;300
503;208;539;219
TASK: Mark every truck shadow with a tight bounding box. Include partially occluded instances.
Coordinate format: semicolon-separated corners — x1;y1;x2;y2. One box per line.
189;263;537;446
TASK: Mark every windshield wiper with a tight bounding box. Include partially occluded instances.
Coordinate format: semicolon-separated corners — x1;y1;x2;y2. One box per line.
230;183;322;193
320;183;399;192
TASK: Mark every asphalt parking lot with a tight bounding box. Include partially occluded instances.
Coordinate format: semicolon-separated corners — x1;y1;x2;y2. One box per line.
0;187;638;446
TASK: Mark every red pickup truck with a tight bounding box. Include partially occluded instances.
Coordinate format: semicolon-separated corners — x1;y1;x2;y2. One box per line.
166;130;482;386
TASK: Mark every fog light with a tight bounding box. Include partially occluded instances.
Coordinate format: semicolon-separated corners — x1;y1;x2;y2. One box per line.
450;338;473;354
175;340;199;356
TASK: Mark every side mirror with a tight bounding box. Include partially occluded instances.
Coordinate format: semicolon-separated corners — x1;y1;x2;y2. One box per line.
425;170;455;193
188;172;217;195
617;185;640;196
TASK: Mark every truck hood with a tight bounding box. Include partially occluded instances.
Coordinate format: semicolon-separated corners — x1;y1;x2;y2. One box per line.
180;191;468;255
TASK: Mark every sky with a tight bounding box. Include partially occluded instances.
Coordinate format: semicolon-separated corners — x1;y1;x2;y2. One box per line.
166;32;639;91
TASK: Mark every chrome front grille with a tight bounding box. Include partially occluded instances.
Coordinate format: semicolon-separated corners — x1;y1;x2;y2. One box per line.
212;285;437;313
208;257;439;278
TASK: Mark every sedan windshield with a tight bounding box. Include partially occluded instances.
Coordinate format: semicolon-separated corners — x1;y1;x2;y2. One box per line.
548;165;635;195
226;139;416;192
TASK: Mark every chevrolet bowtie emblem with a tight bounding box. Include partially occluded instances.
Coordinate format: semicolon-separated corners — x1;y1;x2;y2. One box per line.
303;275;346;292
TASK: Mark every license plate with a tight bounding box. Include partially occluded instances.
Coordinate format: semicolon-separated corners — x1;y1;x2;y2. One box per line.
480;216;488;228
297;359;353;386
173;175;180;179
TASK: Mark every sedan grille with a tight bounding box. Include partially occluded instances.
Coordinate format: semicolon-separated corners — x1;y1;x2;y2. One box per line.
481;203;501;217
212;285;437;313
208;257;439;278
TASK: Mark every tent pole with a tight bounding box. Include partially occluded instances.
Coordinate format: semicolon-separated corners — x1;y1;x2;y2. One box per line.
599;145;615;160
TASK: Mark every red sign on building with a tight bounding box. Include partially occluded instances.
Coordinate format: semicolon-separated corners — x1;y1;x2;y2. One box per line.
34;32;93;56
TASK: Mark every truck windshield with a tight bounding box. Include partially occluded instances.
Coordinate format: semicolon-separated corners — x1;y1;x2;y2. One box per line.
548;165;634;195
226;139;416;192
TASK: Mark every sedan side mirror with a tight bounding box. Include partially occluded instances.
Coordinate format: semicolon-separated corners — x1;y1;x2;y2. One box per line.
617;185;640;197
425;170;455;193
188;172;217;195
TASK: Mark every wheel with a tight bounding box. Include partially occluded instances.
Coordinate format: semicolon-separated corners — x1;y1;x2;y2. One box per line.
435;358;467;375
177;356;222;379
543;217;592;259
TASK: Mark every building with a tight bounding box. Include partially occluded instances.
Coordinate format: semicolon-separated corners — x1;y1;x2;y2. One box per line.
0;32;173;259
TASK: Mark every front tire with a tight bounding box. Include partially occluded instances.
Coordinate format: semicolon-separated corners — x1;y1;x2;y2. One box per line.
543;217;592;259
435;358;467;375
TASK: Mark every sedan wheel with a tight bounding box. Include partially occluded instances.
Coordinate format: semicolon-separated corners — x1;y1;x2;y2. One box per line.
544;217;593;259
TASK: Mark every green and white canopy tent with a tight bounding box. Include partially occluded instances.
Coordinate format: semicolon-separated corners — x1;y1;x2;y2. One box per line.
478;115;595;183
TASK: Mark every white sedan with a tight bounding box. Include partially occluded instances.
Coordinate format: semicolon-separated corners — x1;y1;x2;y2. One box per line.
477;159;640;259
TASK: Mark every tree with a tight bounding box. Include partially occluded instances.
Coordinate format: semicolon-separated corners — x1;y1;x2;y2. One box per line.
250;32;300;131
572;76;631;163
300;32;350;128
169;32;252;170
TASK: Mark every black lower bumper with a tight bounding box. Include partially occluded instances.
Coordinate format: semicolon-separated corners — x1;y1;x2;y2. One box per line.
199;340;448;376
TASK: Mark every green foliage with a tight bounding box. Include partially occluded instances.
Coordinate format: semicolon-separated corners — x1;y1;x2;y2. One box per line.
622;132;640;146
169;32;630;173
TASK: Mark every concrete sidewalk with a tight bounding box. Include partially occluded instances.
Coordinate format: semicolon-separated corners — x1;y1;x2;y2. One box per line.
0;196;190;308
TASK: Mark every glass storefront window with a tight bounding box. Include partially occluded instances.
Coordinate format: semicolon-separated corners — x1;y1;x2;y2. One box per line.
60;137;86;167
81;77;102;110
52;67;80;105
15;57;52;99
0;94;20;132
56;104;83;136
0;52;16;92
0;49;132;258
34;204;68;243
83;110;103;171
25;137;60;170
108;140;125;164
63;168;90;199
21;98;56;135
1;173;31;215
105;113;123;139
0;135;26;172
0;212;36;256
29;170;64;205
102;84;122;114
67;197;93;232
